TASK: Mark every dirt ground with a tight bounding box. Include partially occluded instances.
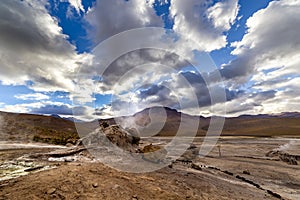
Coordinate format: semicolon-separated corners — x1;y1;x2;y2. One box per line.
0;137;299;200
0;161;278;200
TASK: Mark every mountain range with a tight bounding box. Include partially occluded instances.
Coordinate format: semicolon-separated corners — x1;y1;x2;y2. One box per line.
114;107;300;137
0;107;299;145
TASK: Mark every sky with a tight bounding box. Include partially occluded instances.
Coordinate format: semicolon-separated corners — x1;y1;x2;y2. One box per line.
0;0;299;120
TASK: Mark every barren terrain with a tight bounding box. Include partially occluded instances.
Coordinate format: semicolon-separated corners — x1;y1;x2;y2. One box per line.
0;110;299;199
1;137;299;200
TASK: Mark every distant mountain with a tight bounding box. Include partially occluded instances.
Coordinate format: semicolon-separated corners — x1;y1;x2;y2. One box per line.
101;107;300;137
50;114;62;119
1;108;299;145
63;117;85;123
275;112;300;118
119;106;203;137
238;114;274;119
50;114;84;123
238;112;300;119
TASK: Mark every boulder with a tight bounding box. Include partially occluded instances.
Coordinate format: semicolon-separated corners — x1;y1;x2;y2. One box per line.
77;123;140;153
141;144;167;163
265;150;279;157
179;144;199;161
279;153;298;165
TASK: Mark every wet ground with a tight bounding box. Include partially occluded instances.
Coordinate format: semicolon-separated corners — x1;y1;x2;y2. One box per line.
0;143;65;181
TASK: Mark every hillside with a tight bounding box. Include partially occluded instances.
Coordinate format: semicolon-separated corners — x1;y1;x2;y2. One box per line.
220;117;300;136
103;107;300;137
0;111;79;144
1;108;300;145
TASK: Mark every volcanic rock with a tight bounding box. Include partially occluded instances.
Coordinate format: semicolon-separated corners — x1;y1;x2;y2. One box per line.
179;144;199;161
77;123;140;153
141;144;167;163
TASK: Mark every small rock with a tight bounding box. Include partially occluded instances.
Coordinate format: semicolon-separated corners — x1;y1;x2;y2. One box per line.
92;183;98;188
132;194;138;199
64;157;75;162
66;143;74;147
47;188;56;195
24;166;43;172
242;170;250;175
50;194;58;198
112;184;120;190
191;163;201;171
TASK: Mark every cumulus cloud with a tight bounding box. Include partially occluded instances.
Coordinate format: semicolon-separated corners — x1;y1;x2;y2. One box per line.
94;104;114;119
96;49;188;93
67;0;85;14
14;93;50;101
75;1;174;105
2;0;298;118
0;0;79;92
85;0;163;43
136;71;242;111
70;0;300;117
170;0;240;51
76;0;238;115
0;101;90;117
73;46;193;106
215;0;300;113
196;90;276;117
227;0;300;80
0;102;53;114
31;104;87;116
207;0;239;31
97;70;233;117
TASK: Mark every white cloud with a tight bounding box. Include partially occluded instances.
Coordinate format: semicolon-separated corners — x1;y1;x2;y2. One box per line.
73;47;190;106
231;0;300;77
207;0;239;31
0;0;80;92
196;0;300;116
85;0;163;43
0;101;94;118
67;0;85;14
2;0;297;117
0;102;47;114
76;0;241;116
73;0;300;117
212;0;300;114
170;0;239;52
14;93;50;101
261;90;300;114
72;78;97;104
94;104;114;119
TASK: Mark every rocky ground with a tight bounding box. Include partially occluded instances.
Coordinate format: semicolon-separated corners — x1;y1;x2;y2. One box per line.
1;137;299;200
0;157;278;200
1;124;300;200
